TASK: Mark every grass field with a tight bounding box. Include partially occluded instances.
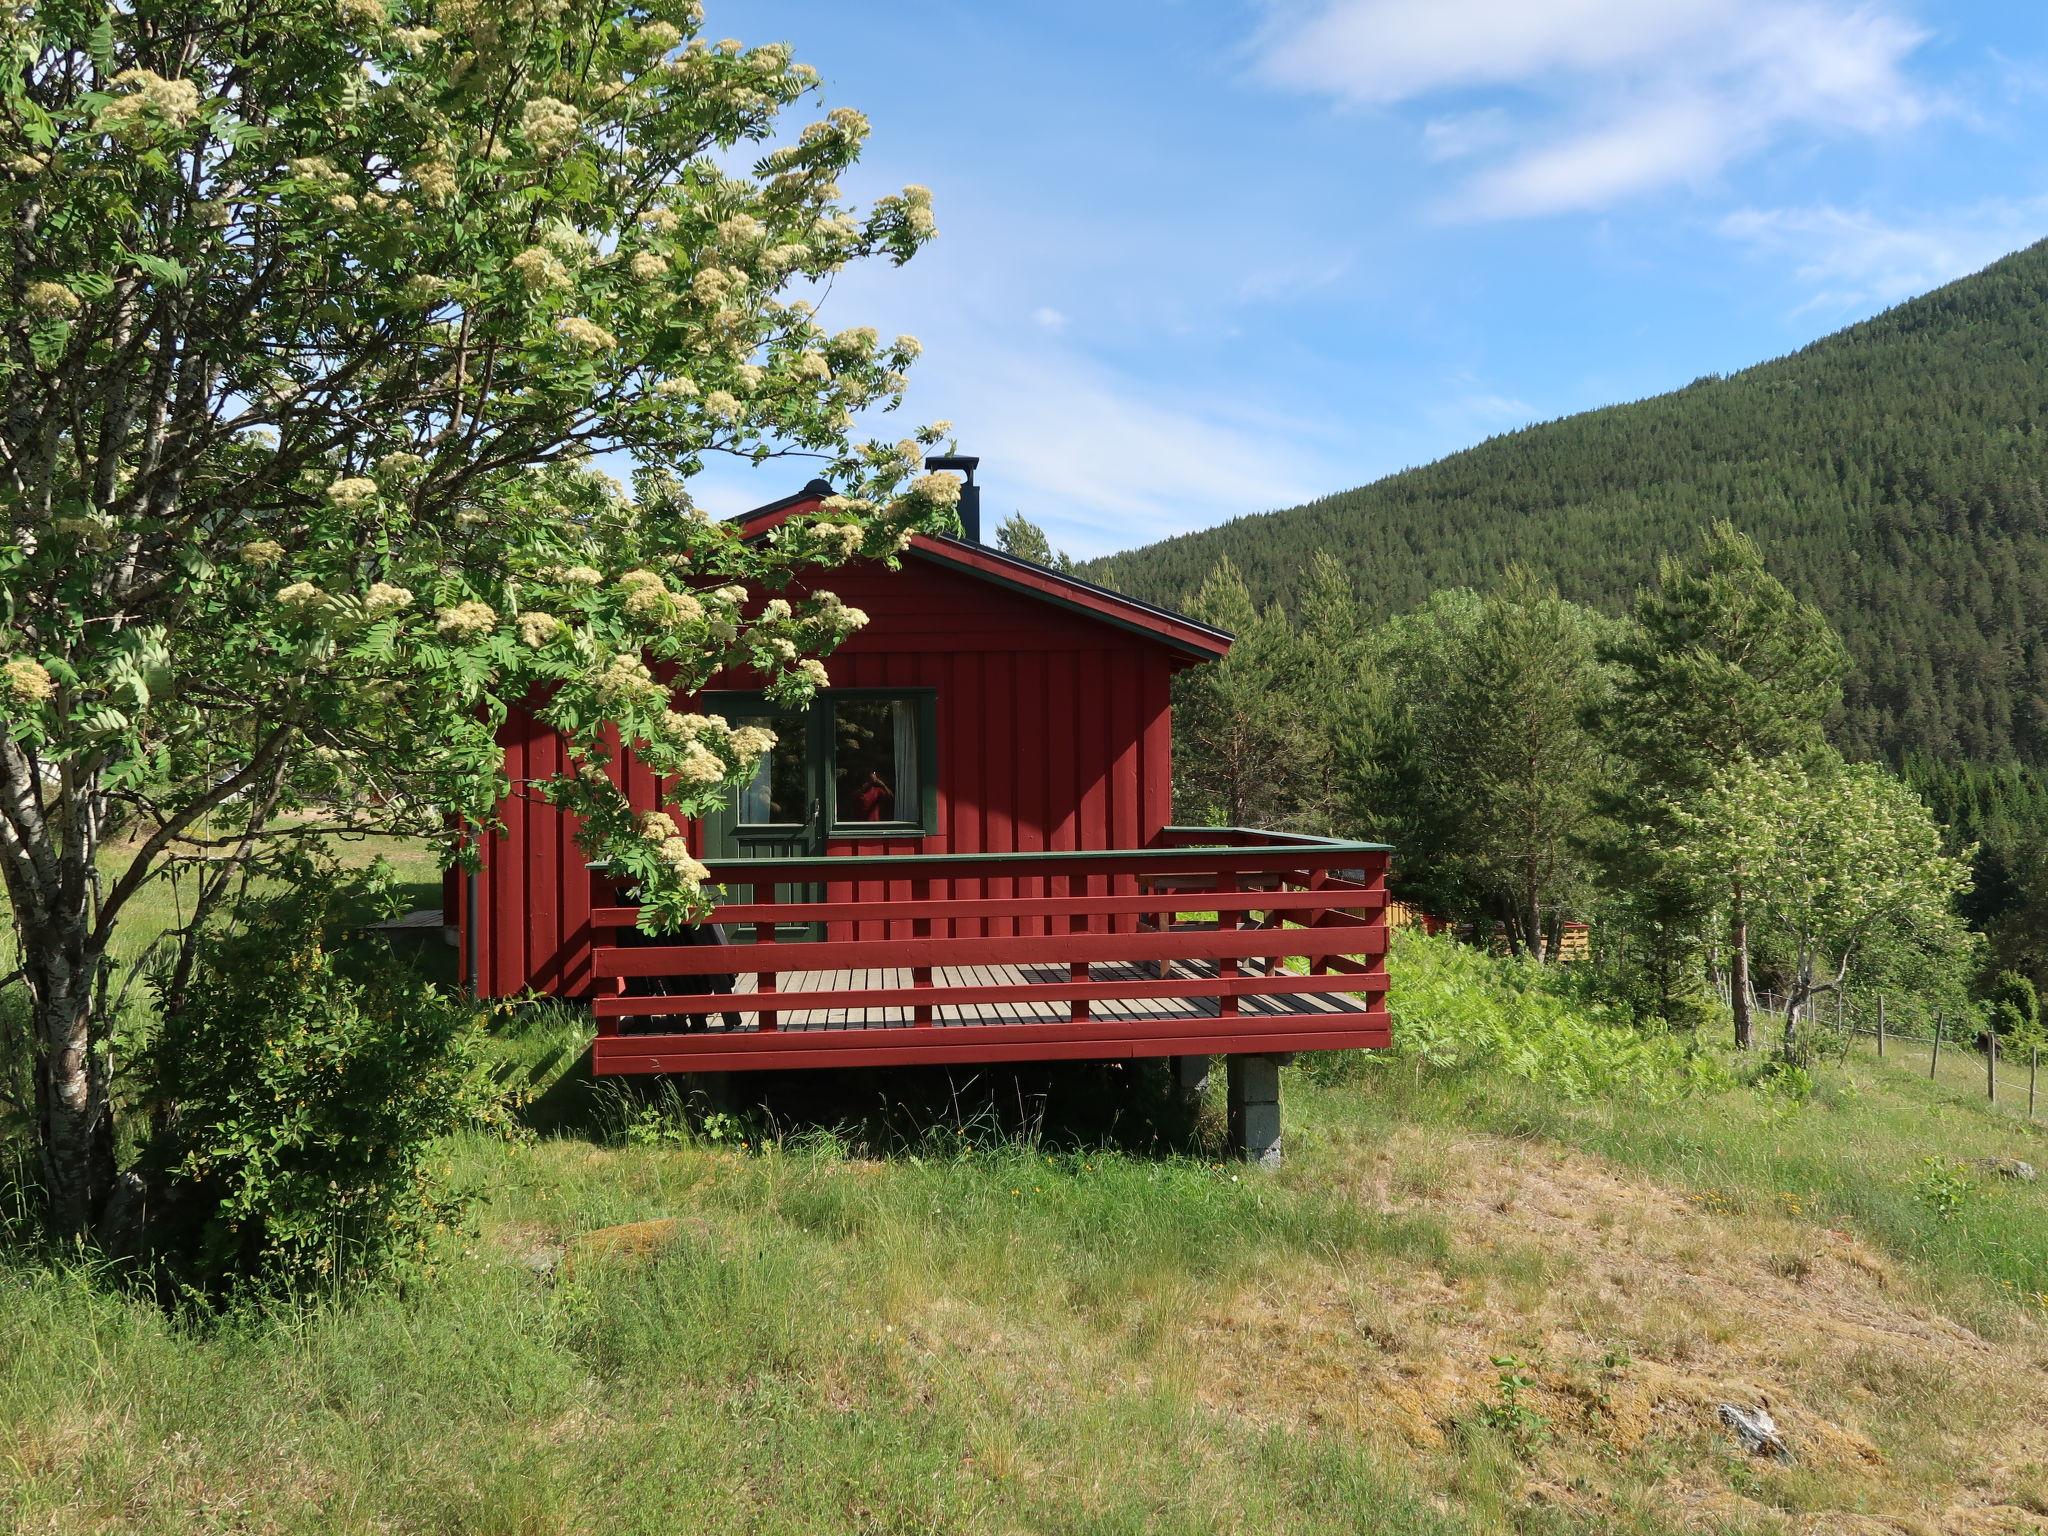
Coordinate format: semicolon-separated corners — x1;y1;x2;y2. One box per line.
4;863;2048;1533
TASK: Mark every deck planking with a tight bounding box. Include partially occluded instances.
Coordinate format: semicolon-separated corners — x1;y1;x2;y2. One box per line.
616;957;1375;1036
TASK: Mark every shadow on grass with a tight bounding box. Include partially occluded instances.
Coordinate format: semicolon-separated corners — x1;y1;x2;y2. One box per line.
492;1001;1221;1159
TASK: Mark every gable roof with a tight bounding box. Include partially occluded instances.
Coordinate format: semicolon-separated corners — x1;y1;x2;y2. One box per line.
729;480;1231;662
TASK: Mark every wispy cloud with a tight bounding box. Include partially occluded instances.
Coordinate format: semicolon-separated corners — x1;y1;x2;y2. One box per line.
1718;198;2048;314
1030;305;1068;332
1253;0;1935;221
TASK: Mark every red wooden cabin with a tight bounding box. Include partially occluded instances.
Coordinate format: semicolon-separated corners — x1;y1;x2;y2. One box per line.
450;465;1390;1157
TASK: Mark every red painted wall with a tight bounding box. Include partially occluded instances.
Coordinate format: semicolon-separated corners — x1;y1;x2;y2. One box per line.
461;549;1197;999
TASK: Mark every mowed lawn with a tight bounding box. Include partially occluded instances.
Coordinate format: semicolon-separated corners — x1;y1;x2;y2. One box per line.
5;849;2048;1534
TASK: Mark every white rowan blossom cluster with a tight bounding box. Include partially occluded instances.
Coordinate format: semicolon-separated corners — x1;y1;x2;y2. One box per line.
410;160;458;204
761;598;792;621
654;376;699;398
325;476;380;510
729;724;777;758
511;246;572;292
24;281;79;318
97;70;203;139
628;251;667;282
691;266;740;306
796;658;829;686
595;653;664;708
792;350;829;380
809;521;863;558
673;740;725;785
702;390;740;422
393;24;440;53
907;471;961;507
364;582;414;615
517;611;563;647
714;584;749;605
3;658;54;706
435;600;496;637
520;96;582;156
239;539;286;568
277;581;328;614
555;316;617;353
637;809;680;842
655;838;710;883
551;563;604;586
336;0;387;28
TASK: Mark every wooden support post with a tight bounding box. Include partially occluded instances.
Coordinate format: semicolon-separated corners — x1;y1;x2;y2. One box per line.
1989;1028;1998;1103
1877;995;1885;1057
2031;1046;2038;1120
1227;1053;1282;1167
1930;1011;1942;1080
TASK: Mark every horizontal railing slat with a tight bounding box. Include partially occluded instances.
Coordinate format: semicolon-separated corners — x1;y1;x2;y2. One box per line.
594;925;1387;979
593;1008;1391;1062
590;890;1384;929
594;970;1384;1018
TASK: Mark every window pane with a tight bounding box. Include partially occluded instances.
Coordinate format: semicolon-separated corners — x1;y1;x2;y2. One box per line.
732;713;808;825
834;697;920;824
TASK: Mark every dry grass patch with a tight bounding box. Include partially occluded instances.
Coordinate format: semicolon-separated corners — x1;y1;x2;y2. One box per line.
1184;1124;2048;1532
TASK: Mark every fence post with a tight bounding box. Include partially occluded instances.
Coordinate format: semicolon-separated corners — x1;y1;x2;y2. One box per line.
1989;1029;1998;1104
1877;995;1885;1058
2031;1045;2038;1120
1930;1011;1942;1080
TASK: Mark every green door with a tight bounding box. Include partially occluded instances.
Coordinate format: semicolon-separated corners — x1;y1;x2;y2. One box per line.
701;703;826;940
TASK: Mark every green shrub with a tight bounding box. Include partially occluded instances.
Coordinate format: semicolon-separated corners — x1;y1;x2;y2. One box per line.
1377;931;1729;1103
137;885;502;1300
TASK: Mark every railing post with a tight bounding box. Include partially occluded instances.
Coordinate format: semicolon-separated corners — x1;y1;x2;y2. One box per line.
912;875;933;1026
1216;870;1240;1021
753;878;778;1032
1068;895;1090;1023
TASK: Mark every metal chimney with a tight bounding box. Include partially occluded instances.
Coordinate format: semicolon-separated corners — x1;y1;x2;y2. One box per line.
923;453;981;543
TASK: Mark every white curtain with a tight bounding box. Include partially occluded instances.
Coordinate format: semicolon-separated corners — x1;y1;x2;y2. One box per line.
891;699;919;814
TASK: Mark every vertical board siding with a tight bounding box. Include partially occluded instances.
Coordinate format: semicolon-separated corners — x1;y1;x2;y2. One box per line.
473;554;1200;997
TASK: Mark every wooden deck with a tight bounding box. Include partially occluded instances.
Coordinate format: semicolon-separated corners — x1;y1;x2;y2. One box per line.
586;831;1393;1075
617;958;1377;1034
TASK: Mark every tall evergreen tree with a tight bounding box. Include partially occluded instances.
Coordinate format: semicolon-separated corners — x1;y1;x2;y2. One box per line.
1370;577;1610;958
1172;560;1316;828
1591;523;1849;1042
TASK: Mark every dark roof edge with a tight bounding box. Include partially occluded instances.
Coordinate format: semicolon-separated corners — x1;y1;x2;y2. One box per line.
725;482;1231;658
918;535;1233;650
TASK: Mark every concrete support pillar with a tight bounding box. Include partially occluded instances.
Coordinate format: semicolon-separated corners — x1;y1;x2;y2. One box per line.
1226;1053;1283;1166
1171;1054;1211;1106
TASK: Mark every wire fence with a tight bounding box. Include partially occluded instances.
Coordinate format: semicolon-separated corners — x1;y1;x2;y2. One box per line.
1728;985;2044;1119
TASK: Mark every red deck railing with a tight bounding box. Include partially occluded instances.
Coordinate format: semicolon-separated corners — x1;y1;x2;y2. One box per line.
586;828;1391;1075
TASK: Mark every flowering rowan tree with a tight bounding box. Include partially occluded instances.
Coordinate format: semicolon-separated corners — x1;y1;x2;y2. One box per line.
0;0;958;1237
1674;752;1973;1059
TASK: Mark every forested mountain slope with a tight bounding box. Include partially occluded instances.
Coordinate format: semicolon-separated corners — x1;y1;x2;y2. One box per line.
1082;241;2048;766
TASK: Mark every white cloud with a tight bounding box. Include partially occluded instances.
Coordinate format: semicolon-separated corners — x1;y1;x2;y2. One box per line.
1718;199;2048;314
1421;107;1514;162
1031;305;1068;332
1253;0;1934;221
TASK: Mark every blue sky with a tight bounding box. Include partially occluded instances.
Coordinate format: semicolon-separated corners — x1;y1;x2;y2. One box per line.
687;0;2048;559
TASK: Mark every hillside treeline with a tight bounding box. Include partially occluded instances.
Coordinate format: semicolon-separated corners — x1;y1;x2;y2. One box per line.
1083;241;2048;769
1162;524;2044;1052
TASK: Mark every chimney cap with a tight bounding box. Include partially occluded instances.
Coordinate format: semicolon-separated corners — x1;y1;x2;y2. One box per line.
924;453;979;482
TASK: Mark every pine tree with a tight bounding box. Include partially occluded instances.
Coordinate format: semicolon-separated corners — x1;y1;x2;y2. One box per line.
1591;524;1849;1042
